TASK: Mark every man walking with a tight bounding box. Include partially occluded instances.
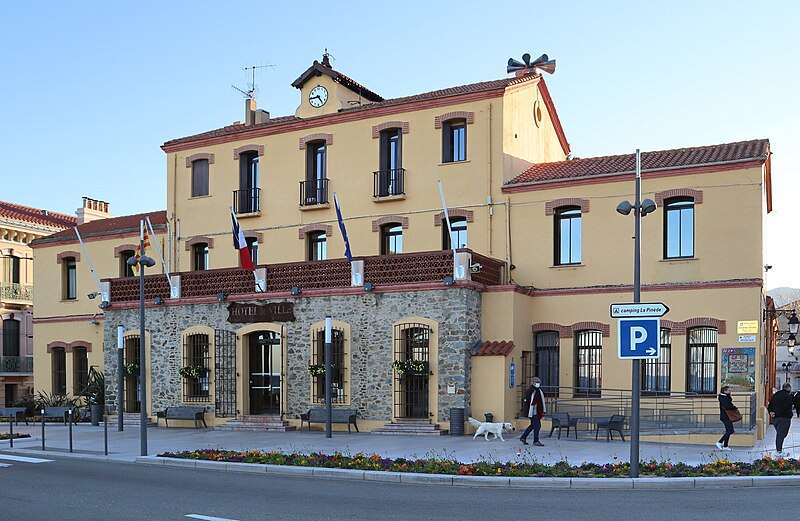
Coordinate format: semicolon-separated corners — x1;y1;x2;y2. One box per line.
768;383;793;456
520;377;546;446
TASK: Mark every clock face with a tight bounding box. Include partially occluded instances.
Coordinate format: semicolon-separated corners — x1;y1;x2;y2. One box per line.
309;85;328;107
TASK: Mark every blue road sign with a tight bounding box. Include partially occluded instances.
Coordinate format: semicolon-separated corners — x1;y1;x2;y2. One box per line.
618;318;660;359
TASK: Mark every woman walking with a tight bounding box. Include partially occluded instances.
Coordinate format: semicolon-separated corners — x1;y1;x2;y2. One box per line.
716;385;737;451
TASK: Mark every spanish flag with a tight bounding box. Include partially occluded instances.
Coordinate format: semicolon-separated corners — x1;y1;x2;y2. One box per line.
130;222;150;276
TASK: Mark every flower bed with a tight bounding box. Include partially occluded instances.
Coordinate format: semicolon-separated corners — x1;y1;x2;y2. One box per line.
156;449;800;477
0;433;31;440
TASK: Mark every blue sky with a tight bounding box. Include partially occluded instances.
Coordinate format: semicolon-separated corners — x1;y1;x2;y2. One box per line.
1;1;797;289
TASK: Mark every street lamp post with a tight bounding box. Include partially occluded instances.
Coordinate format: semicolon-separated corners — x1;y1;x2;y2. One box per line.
126;224;156;457
615;149;657;478
782;362;793;387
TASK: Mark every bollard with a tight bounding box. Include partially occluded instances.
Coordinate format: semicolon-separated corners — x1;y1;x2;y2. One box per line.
68;409;73;453
104;414;108;456
41;409;45;451
9;419;13;449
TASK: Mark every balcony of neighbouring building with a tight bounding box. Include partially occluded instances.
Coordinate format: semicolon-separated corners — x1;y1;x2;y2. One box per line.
0;282;33;304
0;356;33;374
299;178;330;207
373;168;405;199
232;188;261;215
107;248;505;304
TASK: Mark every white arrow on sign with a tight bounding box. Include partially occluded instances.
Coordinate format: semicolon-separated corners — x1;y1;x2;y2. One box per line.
610;302;669;318
646;347;656;356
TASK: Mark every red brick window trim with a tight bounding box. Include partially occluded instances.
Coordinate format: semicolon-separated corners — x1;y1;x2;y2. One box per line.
56;251;81;264
545;198;590;216
655;188;703;207
233;144;265;160
184;236;215;251
47;340;92;353
532;323;571;338
679;317;725;335
299;133;333;150
372;121;410;138
371;216;409;232
185;153;216;168
243;231;263;242
298;224;333;239
434;209;474;226
434;111;475;129
114;244;137;258
569;322;611;337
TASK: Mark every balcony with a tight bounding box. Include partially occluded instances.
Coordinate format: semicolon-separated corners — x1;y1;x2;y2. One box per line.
232;188;261;214
373;168;405;198
0;356;33;373
107;248;506;303
299;178;329;206
0;282;33;303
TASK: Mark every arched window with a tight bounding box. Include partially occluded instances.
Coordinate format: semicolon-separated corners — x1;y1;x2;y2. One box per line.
51;347;67;395
2;318;20;357
303;141;328;205
193;243;209;271
664;197;694;259
191;158;209;197
237;151;259;213
687;326;717;394
575;329;602;396
642;329;671;395
380;223;403;255
119;249;135;277
554;206;582;265
310;327;348;404
62;257;77;300
182;333;211;402
442;118;466;163
534;331;560;395
443;217;467;250
246;237;258;266
72;347;88;395
307;231;326;261
377;128;403;196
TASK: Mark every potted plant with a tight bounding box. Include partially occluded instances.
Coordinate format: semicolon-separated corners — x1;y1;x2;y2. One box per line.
79;367;105;426
391;359;429;376
178;365;209;379
307;364;325;377
125;363;140;376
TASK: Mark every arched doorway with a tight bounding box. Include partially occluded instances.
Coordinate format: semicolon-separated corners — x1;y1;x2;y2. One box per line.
248;331;281;415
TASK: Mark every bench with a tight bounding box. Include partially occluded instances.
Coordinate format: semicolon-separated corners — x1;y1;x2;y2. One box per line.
0;407;29;425
156;406;207;428
34;407;74;425
300;408;359;434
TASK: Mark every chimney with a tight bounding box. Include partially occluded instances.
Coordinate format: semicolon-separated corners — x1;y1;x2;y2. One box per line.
76;197;113;224
254;109;270;124
245;98;257;126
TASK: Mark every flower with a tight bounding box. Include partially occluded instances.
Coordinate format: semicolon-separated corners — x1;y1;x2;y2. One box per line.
307;364;326;377
178;365;209;379
391;359;429;375
125;363;140;375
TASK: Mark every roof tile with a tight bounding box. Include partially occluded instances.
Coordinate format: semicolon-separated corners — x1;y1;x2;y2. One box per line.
0;201;77;229
474;340;515;357
32;210;167;246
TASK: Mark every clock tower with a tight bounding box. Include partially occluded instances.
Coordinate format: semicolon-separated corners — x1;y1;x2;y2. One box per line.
293;53;383;118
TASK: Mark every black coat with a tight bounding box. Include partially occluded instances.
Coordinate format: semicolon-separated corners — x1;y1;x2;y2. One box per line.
769;389;794;419
718;393;737;422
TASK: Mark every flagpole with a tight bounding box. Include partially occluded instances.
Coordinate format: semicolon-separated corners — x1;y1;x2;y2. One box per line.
230;207;262;292
145;216;176;297
437;181;459;276
73;227;105;298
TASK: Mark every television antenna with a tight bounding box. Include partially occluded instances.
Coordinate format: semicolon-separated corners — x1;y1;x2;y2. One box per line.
231;62;276;100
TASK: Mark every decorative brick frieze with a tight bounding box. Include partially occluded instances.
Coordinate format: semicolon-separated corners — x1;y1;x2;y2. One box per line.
47;340;92;353
184;236;214;251
569;321;611;337
298;133;333;150
297;224;333;239
56;251;80;263
532;322;571;338
545;198;590;216
434;111;475;129
232;144;264;160
372;121;409;138
185;153;215;168
371;216;409;232
114;244;137;257
434;209;474;226
654;188;703;207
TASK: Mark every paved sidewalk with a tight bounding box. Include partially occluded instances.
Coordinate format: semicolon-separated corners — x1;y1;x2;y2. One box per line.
3;419;799;465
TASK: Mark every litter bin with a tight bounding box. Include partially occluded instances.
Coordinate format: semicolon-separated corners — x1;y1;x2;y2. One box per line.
484;412;494;423
450;407;465;435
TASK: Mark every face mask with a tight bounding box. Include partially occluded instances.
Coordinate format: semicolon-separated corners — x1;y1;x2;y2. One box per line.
534;383;540;388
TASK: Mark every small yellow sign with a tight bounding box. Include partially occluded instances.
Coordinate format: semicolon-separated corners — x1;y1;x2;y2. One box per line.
737;321;759;334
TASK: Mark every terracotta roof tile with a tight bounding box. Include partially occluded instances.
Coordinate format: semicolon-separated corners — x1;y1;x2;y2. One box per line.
506;139;770;186
474;340;515;357
32;210;167;246
0;201;77;229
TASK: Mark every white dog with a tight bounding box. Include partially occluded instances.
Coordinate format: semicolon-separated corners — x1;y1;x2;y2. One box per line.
468;417;516;441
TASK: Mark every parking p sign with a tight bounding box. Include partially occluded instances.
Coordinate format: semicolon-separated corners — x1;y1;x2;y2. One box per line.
618;318;660;359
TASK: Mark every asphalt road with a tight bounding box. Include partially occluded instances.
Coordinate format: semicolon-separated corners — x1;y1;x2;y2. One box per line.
0;455;796;521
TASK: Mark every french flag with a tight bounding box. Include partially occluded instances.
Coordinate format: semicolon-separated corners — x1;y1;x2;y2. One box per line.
231;208;255;271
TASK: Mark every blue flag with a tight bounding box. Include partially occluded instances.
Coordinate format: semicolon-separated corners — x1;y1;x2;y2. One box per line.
333;193;352;263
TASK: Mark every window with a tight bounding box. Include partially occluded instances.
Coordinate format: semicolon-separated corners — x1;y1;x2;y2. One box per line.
191;158;209;197
687;326;717;394
443;217;467;250
534;331;560;396
52;347;66;395
304;141;328;204
555;207;582;265
380;224;403;255
308;232;326;261
182;333;211;402
193;243;209;271
2;319;19;357
246;237;258;267
72;347;88;395
664;197;694;258
642;329;671;395
377;129;403;196
3;255;20;283
63;257;77;300
237;151;259;213
575;330;602;396
442;119;466;163
311;328;347;403
120;250;135;277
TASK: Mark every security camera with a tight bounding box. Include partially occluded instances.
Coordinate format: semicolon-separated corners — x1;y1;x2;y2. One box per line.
87;292;100;299
765;264;773;272
469;263;482;273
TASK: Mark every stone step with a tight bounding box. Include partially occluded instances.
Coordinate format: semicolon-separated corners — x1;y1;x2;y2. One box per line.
372;428;449;436
109;414;157;427
372;421;448;436
215;415;296;432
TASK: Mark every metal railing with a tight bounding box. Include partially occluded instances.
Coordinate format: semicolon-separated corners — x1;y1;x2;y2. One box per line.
519;385;757;432
299;178;329;206
232;188;260;214
0;282;33;302
0;356;33;373
373;168;405;198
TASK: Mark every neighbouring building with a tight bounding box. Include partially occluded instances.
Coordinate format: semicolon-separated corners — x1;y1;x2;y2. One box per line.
32;54;776;443
1;200;78;406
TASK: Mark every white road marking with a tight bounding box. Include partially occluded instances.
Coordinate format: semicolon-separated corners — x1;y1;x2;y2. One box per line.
0;454;54;463
0;463;10;468
184;514;236;521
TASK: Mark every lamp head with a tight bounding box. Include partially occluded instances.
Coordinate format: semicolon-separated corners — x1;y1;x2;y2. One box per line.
140;255;156;268
640;198;657;216
154;296;164;305
290;286;302;296
789;333;797;349
126;256;138;266
216;292;227;302
443;275;455;286
616;200;633;215
99;301;110;309
788;311;799;335
364;282;374;292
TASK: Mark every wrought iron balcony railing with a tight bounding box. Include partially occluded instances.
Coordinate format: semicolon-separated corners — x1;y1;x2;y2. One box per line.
299;178;329;206
233;188;261;214
373;168;405;198
0;282;33;302
0;356;33;373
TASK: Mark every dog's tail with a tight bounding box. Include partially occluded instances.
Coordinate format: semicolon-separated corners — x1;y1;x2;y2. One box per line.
467;417;482;429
